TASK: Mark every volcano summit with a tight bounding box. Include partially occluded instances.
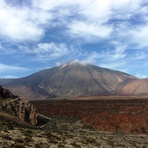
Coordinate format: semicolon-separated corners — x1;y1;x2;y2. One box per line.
0;61;137;100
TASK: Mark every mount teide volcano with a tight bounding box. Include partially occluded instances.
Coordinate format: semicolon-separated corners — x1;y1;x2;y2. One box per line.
0;61;136;100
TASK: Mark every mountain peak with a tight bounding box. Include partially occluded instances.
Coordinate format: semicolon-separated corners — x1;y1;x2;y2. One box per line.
60;60;84;69
67;60;79;65
0;63;137;100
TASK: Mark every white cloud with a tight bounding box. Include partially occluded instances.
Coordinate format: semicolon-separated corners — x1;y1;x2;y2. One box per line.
37;43;71;57
99;62;128;72
0;63;28;72
111;0;141;15
134;52;147;59
25;42;77;61
56;62;62;67
80;0;111;22
77;59;96;65
0;0;52;42
111;42;127;59
130;25;148;47
0;43;14;55
32;0;91;11
136;73;147;79
68;21;113;40
1;75;18;79
0;0;147;45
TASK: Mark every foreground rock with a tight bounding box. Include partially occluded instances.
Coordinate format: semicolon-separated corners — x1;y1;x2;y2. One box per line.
0;86;38;125
0;98;38;125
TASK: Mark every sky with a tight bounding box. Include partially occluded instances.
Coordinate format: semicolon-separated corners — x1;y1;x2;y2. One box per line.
0;0;148;79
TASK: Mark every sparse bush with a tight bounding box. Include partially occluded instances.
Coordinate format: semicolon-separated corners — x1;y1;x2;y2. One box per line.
24;136;32;143
58;142;65;148
106;140;115;147
1;126;8;132
141;127;146;133
6;122;14;130
71;142;81;148
14;138;24;143
13;143;25;148
142;146;147;148
34;143;41;148
23;130;33;137
34;142;49;148
46;132;53;138
2;134;12;140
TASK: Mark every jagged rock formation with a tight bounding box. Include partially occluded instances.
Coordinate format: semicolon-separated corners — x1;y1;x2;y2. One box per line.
0;86;38;125
1;98;38;125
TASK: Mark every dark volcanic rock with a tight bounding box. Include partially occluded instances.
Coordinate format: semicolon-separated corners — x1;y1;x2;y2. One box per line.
0;86;18;99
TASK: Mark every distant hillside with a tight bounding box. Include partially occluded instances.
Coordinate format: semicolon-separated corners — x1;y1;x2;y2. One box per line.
0;85;18;101
116;78;148;95
0;61;136;100
0;79;14;85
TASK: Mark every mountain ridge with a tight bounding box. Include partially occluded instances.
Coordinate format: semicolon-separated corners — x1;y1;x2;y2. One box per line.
0;61;138;100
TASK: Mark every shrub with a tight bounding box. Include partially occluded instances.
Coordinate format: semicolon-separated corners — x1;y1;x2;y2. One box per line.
2;135;12;140
24;136;32;143
13;143;25;148
14;138;24;143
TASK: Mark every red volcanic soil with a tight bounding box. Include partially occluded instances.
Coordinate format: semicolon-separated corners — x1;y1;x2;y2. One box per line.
31;97;148;134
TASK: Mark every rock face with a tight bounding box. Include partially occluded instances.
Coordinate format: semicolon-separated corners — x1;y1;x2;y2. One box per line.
0;86;38;125
0;61;136;100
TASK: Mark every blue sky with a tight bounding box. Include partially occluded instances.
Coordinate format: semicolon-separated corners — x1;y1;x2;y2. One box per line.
0;0;148;78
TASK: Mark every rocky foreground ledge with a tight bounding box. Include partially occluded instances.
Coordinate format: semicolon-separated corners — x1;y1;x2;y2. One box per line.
0;98;38;125
0;86;38;126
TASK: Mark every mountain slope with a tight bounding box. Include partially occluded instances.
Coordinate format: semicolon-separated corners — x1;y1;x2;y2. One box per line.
116;78;148;95
0;79;15;85
0;61;136;100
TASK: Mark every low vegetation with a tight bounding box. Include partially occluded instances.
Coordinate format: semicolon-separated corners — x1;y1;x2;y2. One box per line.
0;115;148;148
0;96;148;147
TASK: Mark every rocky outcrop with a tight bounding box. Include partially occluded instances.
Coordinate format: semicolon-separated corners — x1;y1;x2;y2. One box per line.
0;85;18;99
0;86;38;125
0;98;38;125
